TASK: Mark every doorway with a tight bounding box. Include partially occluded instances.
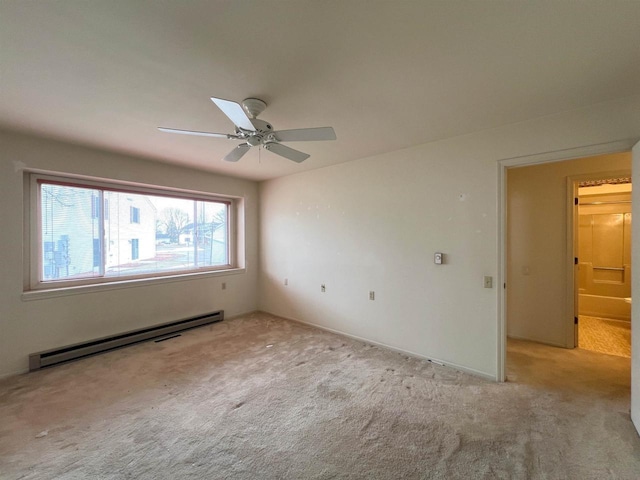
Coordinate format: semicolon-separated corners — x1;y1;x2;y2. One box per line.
502;148;637;380
575;178;632;358
504;152;632;352
499;139;639;434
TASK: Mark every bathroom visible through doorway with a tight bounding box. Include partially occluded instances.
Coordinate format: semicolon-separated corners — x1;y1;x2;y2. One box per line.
575;177;632;358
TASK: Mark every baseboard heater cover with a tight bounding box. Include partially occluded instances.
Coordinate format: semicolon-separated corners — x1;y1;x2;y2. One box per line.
28;310;224;371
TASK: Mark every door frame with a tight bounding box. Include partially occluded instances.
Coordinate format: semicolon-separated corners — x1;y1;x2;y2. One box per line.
497;138;637;382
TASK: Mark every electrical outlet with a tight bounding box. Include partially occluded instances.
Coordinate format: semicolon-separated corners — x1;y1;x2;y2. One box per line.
369;291;375;301
434;252;443;265
221;282;226;290
284;278;288;286
321;284;326;292
483;276;493;288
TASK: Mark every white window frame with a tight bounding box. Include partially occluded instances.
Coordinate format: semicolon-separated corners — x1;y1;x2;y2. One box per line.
24;172;243;298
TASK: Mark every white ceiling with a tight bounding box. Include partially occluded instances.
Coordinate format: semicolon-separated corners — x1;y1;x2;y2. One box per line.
1;1;639;181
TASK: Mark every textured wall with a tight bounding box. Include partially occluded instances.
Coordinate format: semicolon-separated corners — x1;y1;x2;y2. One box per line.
259;96;640;380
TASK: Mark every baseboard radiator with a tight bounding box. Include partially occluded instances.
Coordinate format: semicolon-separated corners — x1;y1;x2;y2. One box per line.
28;310;224;371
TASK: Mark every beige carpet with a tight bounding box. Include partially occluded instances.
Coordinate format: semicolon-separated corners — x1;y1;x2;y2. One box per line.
579;315;631;358
0;312;638;479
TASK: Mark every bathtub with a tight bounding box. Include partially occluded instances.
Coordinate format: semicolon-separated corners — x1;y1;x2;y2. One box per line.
579;294;631;321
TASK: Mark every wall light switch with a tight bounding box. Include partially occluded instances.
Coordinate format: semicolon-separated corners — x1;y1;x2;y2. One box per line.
369;291;375;301
321;284;326;292
434;252;443;265
483;276;493;288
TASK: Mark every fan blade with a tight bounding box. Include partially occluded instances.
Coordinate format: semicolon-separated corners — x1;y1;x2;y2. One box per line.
274;127;336;142
158;127;237;139
264;142;310;163
223;143;251;162
211;97;256;132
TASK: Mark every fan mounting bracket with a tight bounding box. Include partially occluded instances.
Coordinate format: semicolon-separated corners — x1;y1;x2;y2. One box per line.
242;98;267;118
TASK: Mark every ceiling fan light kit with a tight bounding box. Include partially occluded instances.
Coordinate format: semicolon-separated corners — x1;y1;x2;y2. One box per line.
159;97;336;163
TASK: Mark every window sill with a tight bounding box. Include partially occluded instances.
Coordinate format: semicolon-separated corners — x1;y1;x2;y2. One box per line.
22;267;246;301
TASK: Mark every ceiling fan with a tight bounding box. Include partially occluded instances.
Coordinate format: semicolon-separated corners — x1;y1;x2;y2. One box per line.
159;97;336;163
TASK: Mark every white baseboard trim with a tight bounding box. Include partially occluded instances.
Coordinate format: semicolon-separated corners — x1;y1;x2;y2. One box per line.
263;310;497;381
225;309;260;321
0;368;29;380
2;310;495;382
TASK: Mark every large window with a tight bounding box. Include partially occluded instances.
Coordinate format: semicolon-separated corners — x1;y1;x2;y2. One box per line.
31;174;236;290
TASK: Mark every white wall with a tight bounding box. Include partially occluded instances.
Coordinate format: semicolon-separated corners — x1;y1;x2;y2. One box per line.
259;96;640;380
0;130;259;378
507;152;631;346
259;142;498;377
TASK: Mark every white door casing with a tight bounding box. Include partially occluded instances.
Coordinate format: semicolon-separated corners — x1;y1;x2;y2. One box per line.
631;139;639;433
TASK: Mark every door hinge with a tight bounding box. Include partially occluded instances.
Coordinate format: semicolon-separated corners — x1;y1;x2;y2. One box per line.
574;316;578;325
575;197;579;205
574;257;578;265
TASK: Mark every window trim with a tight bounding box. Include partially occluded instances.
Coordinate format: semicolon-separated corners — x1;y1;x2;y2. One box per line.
26;172;243;296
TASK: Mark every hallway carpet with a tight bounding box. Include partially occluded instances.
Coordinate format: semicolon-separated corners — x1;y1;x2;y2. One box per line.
579;315;631;358
1;312;638;479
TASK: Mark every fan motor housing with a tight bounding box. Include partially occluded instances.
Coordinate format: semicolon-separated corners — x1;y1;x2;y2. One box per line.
247;135;262;147
245;119;273;146
249;118;273;133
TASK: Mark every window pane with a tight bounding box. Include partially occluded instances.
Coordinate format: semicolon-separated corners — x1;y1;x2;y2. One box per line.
39;180;231;284
196;200;228;266
104;191;159;277
150;197;196;273
40;184;101;280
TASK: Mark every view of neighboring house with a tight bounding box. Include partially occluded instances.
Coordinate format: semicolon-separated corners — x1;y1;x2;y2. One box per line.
104;191;157;273
40;184;156;280
40;181;230;282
